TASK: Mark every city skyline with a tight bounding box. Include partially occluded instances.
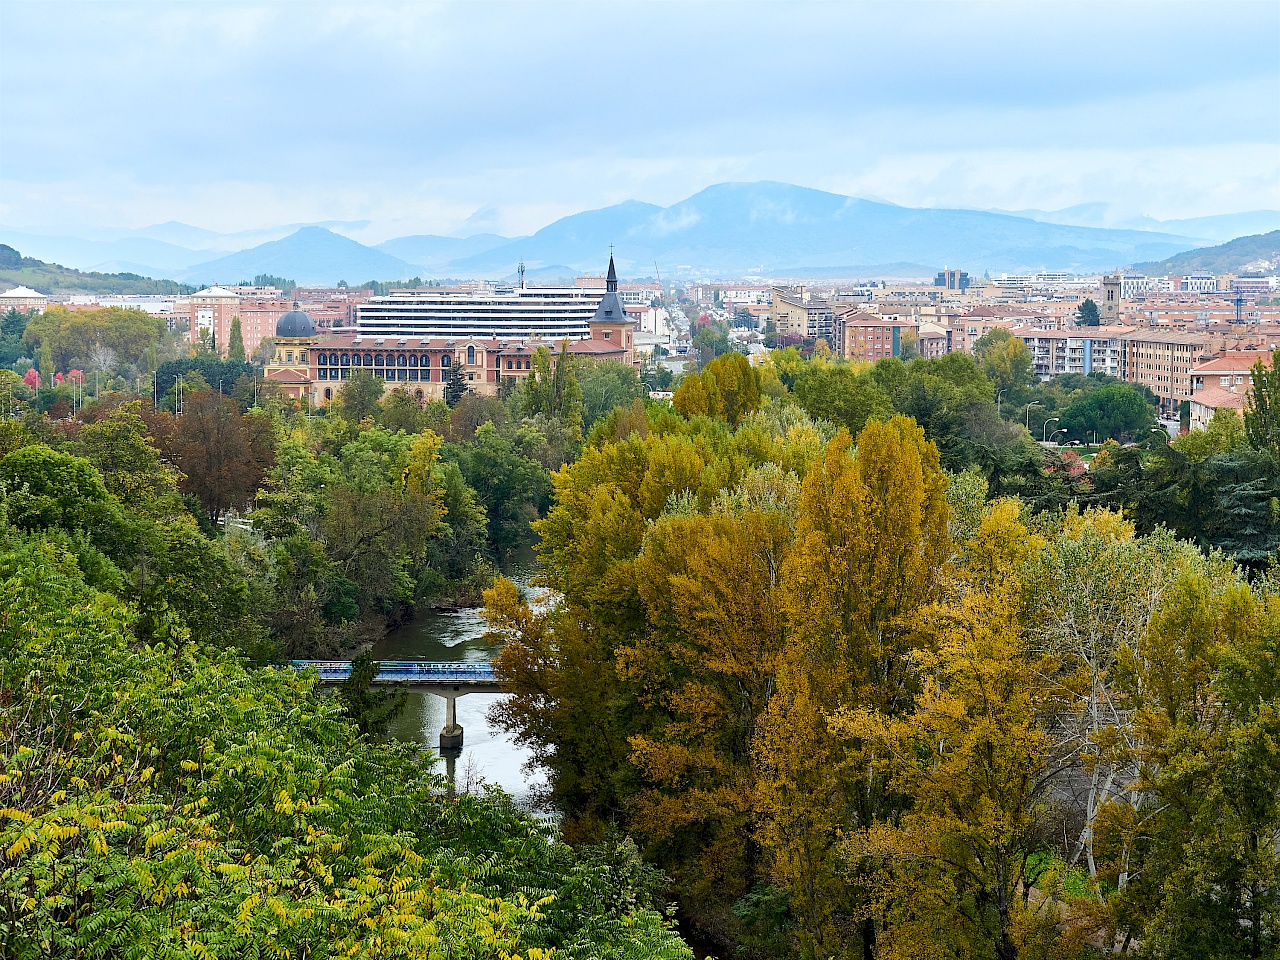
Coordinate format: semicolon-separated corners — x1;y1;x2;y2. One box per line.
2;0;1277;241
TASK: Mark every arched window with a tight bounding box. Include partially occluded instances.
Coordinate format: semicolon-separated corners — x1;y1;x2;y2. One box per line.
441;355;451;367
467;345;476;366
353;354;363;366
397;354;407;367
421;354;430;366
324;388;332;400
340;353;350;366
408;354;418;367
414;389;424;402
363;353;373;365
374;354;384;365
329;353;338;365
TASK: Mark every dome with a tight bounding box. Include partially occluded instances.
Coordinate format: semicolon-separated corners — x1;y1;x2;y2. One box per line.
275;309;317;338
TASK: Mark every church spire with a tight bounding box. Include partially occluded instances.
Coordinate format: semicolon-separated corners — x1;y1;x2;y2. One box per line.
606;252;617;293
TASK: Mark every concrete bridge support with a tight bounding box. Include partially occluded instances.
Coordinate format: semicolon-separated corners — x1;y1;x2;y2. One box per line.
439;694;464;751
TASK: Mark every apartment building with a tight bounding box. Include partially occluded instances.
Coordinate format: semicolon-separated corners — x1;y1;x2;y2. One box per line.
1122;329;1209;415
770;287;835;343
1012;326;1132;380
836;309;910;362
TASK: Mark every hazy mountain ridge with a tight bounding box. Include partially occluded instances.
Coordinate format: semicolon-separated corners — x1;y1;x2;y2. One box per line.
4;181;1274;285
997;204;1280;244
177;227;419;286
450;182;1201;277
1130;231;1280;276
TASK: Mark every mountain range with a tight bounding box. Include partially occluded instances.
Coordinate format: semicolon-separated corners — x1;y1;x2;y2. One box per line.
4;182;1277;286
1131;231;1280;276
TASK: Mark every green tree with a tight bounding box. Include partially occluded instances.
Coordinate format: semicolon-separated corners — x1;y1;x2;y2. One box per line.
578;359;643;429
227;315;246;361
1060;382;1154;442
793;363;893;435
444;362;468;406
333;370;384;424
1244;349;1280;456
1077;298;1100;326
976;333;1034;400
338;651;408;737
1171;407;1247;461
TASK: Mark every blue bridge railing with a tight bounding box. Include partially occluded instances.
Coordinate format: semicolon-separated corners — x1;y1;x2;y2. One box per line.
292;660;497;684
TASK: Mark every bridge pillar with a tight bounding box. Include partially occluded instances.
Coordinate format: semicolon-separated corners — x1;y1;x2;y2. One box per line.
440;694;463;751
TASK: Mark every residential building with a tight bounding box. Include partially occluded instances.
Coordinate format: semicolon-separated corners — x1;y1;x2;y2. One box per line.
1188;388;1247;430
1188;350;1270;394
0;285;48;313
1013;326;1132;380
1122;329;1209;415
770;287;835;343
836;309;910;362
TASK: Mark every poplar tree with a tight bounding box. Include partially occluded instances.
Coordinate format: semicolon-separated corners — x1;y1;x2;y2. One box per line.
1244;349;1280;456
227;315;246;361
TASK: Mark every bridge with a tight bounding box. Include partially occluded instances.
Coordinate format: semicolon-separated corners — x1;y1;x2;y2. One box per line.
292;660;502;751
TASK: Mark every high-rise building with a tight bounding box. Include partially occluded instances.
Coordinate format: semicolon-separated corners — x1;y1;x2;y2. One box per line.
933;269;969;290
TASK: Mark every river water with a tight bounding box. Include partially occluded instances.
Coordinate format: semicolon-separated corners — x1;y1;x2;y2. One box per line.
367;549;545;801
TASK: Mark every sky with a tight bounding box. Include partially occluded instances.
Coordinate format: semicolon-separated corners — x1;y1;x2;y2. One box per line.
2;0;1278;241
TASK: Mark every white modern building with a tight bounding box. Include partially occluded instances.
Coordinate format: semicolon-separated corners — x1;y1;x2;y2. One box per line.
356;265;616;340
1012;325;1132;380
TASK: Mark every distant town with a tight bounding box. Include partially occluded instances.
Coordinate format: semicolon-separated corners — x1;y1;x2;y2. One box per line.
5;244;1278;434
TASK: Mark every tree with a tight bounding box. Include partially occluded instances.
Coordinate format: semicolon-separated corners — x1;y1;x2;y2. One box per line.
673;352;760;425
1244;349;1280;456
1077;298;1100;326
338;651;408;737
444;362;468;406
837;500;1068;960
333;370;383;424
1171;407;1246;461
978;335;1034;399
578;359;643;429
1060;382;1154;442
756;417;951;959
792;363;893;435
227;315;246;361
164;391;274;525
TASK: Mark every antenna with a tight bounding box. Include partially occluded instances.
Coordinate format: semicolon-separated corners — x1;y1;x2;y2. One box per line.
518;260;525;289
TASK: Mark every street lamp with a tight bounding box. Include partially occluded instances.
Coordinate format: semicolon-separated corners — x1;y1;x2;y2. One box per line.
1025;401;1041;430
996;388;1006;417
1042;416;1059;443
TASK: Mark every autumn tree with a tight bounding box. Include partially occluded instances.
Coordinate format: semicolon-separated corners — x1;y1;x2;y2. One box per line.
673;351;760;425
836;499;1071;960
164;390;274;525
333;370;384;424
755;416;951;959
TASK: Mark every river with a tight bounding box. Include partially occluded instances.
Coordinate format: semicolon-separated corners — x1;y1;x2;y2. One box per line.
367;549;545;801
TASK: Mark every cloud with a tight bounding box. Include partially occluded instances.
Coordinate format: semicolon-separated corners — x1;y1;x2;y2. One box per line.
1;1;1276;236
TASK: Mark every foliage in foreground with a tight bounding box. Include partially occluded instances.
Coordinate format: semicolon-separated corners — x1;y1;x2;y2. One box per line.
0;515;690;958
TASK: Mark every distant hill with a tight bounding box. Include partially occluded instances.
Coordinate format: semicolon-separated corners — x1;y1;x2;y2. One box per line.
0;245;196;296
996;205;1280;245
179;227;419;286
445;182;1200;278
376;233;518;272
1130;231;1280;275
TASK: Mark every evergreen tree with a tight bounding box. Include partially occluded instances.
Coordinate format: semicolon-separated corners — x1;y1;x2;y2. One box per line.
1077;298;1100;326
227;316;246;361
337;651;408;737
444;362;467;406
